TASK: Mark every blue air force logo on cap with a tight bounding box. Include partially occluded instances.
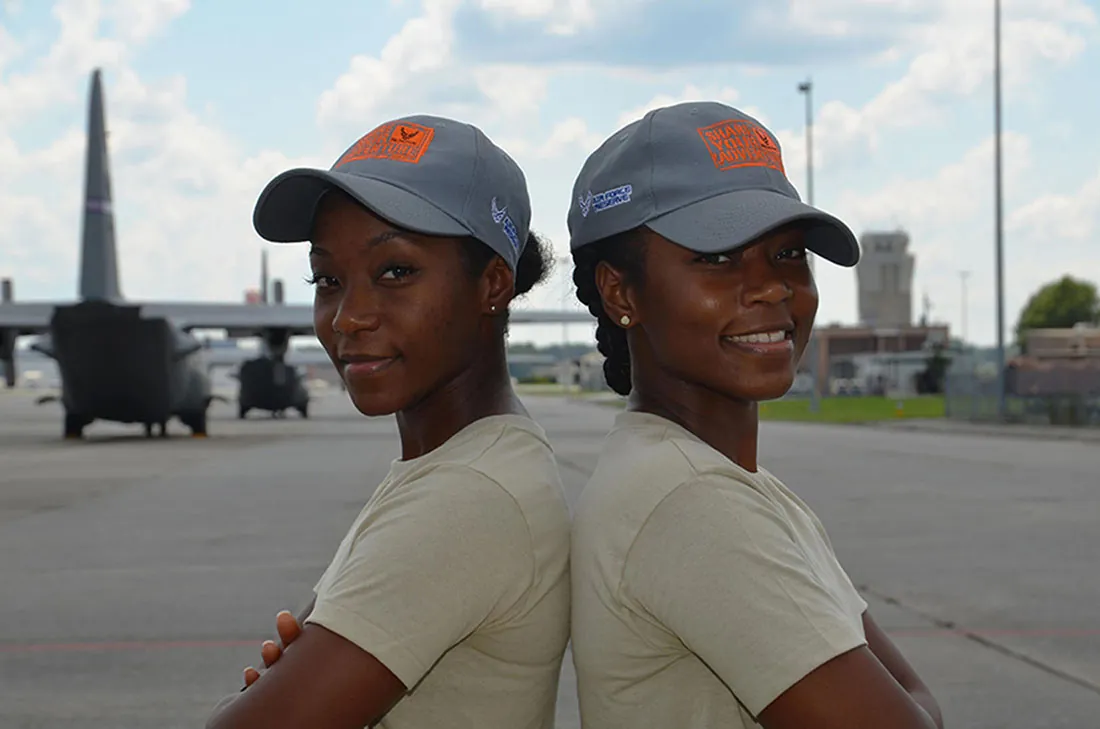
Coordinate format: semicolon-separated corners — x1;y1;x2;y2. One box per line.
491;197;520;252
578;184;633;218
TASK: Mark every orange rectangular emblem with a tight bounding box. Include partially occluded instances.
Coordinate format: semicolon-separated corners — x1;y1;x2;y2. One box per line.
335;121;435;167
697;119;785;175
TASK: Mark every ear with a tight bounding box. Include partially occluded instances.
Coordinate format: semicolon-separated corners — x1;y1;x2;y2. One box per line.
480;255;515;316
594;260;637;328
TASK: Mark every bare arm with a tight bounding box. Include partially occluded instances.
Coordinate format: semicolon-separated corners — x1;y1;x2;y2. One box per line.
205;622;407;729
862;610;944;728
757;643;939;729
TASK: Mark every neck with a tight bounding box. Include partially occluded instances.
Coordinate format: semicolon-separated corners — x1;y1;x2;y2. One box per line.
395;343;525;461
628;364;760;473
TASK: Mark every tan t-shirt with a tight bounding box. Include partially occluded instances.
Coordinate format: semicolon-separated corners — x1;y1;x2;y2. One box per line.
307;413;572;728
571;411;868;728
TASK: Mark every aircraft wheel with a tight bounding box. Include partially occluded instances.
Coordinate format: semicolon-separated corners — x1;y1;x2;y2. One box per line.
239;405;248;420
64;413;86;440
297;403;308;419
182;411;208;438
144;423;153;438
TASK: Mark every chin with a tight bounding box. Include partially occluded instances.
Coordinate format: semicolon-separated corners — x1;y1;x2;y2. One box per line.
345;384;407;418
731;372;796;403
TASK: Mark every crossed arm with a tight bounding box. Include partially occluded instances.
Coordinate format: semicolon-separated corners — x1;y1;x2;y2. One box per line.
756;610;944;729
205;597;408;729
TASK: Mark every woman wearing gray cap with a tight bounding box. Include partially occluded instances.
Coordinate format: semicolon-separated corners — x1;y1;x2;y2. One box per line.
206;116;571;729
567;102;943;729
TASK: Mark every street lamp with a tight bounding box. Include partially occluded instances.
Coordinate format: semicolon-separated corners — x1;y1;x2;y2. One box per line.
559;256;571;347
960;270;971;344
798;77;820;412
993;0;1007;418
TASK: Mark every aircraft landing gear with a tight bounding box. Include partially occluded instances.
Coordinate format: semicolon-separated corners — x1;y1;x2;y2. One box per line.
180;410;208;438
64;412;88;439
238;404;248;420
144;422;168;438
297;403;308;419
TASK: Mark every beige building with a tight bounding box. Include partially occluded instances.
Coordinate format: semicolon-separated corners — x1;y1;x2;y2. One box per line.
857;230;915;329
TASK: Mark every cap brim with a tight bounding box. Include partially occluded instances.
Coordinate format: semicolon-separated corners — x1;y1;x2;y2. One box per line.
252;169;471;243
645;189;860;267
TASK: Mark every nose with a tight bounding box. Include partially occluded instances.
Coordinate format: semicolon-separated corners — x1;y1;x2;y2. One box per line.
330;282;383;336
742;266;793;306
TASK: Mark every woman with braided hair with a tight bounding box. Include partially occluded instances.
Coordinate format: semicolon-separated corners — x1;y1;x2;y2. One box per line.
567;102;943;729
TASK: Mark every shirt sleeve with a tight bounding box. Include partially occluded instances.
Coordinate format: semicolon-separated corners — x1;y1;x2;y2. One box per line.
304;465;534;689
623;474;868;717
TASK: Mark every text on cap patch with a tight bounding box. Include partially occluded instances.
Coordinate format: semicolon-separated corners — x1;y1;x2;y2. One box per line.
696;119;785;175
335;121;436;167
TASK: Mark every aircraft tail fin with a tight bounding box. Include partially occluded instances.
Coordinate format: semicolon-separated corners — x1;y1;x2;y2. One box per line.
78;68;122;302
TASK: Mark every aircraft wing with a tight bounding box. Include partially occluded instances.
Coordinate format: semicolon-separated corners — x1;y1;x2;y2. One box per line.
141;302;594;334
0;302;58;334
2;300;594;339
136;302;316;338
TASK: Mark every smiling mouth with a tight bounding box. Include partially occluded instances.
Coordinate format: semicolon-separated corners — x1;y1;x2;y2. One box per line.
340;356;399;377
721;329;795;353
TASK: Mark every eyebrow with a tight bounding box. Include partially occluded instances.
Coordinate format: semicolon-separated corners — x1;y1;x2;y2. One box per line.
309;230;411;257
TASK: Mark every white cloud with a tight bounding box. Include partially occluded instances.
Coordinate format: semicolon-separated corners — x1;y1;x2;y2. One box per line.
837;132;1034;233
1009;167;1100;244
316;0;460;131
475;0;596;35
108;0;190;44
614;84;743;129
768;0;1097;174
0;0;327;304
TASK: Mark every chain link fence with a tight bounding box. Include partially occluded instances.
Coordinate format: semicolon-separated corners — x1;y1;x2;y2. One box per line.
944;352;1100;427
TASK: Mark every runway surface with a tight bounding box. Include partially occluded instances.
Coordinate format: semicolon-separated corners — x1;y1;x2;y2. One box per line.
0;390;1097;728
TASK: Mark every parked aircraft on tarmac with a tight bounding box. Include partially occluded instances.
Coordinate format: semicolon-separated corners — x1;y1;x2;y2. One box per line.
0;68;592;439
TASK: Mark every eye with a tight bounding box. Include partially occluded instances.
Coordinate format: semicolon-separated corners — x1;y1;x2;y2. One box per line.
695;252;732;265
305;273;339;289
777;246;808;261
378;264;418;282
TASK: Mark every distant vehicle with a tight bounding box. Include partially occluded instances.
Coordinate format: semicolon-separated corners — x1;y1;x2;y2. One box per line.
237;357;309;419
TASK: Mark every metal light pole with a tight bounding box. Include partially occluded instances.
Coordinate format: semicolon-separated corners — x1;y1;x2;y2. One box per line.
960;270;971;344
993;0;1007;418
559;256;570;348
798;77;820;412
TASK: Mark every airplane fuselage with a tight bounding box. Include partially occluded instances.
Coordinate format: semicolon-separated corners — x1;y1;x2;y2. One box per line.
35;301;212;437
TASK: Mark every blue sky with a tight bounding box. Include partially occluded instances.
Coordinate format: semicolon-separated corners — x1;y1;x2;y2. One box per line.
1;0;1098;348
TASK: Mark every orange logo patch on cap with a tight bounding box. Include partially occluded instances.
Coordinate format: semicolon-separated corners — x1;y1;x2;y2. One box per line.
697;119;785;175
335;121;435;167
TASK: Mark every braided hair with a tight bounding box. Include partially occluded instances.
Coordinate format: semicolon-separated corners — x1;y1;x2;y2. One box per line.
571;229;646;396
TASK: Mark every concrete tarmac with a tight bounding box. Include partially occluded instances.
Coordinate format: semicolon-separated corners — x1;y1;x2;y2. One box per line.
0;390;1097;728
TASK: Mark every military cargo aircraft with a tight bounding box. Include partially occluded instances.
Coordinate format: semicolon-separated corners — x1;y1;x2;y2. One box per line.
0;68;593;440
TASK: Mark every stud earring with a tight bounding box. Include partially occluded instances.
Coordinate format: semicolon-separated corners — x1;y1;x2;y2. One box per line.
490;305;497;313
620;315;631;327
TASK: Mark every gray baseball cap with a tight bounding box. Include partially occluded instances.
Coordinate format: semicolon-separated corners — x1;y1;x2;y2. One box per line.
567;101;860;267
253;114;530;270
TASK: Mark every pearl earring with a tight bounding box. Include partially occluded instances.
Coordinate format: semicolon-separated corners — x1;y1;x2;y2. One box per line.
620;315;631;326
490;305;497;313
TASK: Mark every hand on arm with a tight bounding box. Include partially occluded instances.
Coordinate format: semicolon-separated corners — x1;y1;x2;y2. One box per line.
243;604;309;689
206;621;407;729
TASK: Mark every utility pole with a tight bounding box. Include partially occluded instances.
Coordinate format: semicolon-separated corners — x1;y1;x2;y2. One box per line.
960;270;971;344
993;0;1007;418
798;77;821;412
